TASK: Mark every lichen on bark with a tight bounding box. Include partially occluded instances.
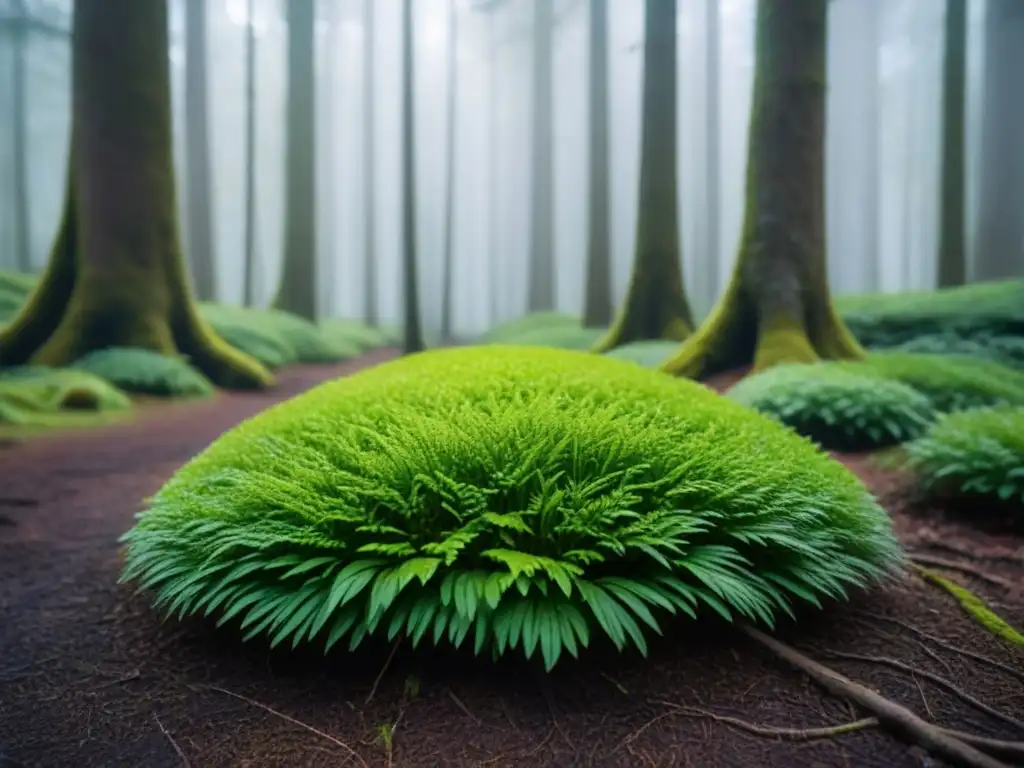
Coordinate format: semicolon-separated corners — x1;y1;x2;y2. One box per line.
0;0;272;390
662;0;864;379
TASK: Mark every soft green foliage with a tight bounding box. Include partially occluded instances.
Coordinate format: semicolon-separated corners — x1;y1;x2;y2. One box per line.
493;325;606;351
0;365;131;425
320;319;401;352
200;304;356;365
0;268;38;323
210;321;296;369
892;333;1024;369
120;346;902;670
479;311;581;343
604;340;680;369
69;347;214;398
727;364;936;451
904;406;1024;505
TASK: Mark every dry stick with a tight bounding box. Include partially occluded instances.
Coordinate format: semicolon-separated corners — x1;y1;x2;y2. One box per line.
739;626;1010;768
649;700;877;739
819;649;1024;733
203;685;369;768
153;714;191;768
365;638;402;706
908;554;1014;589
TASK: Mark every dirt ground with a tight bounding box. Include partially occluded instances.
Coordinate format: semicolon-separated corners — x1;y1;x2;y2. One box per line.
1;351;1022;768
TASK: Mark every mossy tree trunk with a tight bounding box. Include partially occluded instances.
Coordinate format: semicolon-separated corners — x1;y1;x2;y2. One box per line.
0;0;272;389
401;0;425;354
592;0;692;353
662;0;864;379
583;0;613;328
937;0;967;288
273;0;318;321
527;0;556;313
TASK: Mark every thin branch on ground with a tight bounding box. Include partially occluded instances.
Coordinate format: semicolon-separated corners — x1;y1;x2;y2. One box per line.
941;731;1024;763
445;687;482;725
740;625;1009;768
908;554;1014;589
365;638;401;706
649;700;877;740
202;684;369;768
153;714;191;768
818;649;1024;733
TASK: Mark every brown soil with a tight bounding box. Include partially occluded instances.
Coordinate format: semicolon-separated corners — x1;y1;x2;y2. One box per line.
1;351;1022;768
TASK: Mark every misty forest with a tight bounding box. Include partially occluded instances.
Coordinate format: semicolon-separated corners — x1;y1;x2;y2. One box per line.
1;0;1023;766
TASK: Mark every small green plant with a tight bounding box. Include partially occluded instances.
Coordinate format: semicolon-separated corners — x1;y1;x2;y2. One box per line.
70;347;214;398
120;347;902;670
200;303;355;364
320;318;400;352
604;340;679;369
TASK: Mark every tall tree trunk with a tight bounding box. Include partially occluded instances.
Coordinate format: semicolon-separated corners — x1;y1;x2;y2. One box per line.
971;0;1024;282
487;10;500;326
184;0;216;301
273;0;318;320
0;0;271;388
703;0;721;310
11;0;31;273
440;0;458;340
527;0;555;312
663;0;863;378
593;0;693;352
242;0;258;306
401;0;425;354
362;0;378;325
937;0;967;288
582;0;612;328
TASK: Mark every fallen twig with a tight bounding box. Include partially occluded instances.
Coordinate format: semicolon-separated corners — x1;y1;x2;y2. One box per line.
153;714;190;768
909;554;1014;589
202;684;369;768
365;638;401;706
649;700;876;739
740;625;1010;768
445;688;482;725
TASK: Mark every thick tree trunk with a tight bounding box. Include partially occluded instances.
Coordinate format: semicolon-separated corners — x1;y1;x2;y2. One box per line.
242;0;258;306
12;0;32;273
440;0;458;340
937;0;967;288
582;0;612;328
593;0;692;352
663;0;863;379
273;0;318;320
401;0;425;354
362;0;379;325
0;0;271;389
527;0;555;313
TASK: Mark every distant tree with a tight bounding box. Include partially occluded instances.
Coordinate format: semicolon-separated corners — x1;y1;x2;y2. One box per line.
11;0;31;273
663;0;864;378
184;0;216;300
936;0;966;288
242;0;258;306
0;0;271;388
703;0;721;309
593;0;693;352
440;0;458;340
401;0;425;354
273;0;317;320
582;0;612;328
527;0;556;312
362;0;379;325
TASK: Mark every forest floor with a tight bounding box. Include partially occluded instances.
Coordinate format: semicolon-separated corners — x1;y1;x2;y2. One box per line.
1;350;1022;768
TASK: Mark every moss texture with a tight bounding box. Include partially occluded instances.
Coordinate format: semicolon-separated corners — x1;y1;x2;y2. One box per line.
0;365;131;426
661;0;864;379
0;0;271;390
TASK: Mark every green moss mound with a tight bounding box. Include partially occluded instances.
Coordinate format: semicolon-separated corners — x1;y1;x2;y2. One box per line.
604;340;680;369
320;319;400;352
480;311;581;343
728;364;936;451
904;406;1024;505
200;304;355;365
210;322;296;369
493;324;605;351
0;365;131;426
69;347;214;398
120;346;902;670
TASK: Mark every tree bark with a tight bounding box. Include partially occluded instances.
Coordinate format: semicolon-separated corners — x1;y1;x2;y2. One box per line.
242;0;258;306
663;0;863;379
401;0;425;354
593;0;693;352
937;0;967;288
362;0;379;325
0;0;271;389
440;0;458;340
527;0;556;313
582;0;612;328
273;0;318;320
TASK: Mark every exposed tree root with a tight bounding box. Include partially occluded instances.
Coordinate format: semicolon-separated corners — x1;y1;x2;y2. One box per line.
913;565;1024;648
909;554;1015;589
740;625;1011;768
153;714;191;767
650;701;876;739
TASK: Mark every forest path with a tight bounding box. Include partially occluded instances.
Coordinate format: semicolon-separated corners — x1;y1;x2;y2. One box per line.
0;351;1021;768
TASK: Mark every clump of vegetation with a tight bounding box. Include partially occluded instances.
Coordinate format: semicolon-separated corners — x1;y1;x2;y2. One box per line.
0;268;38;323
492;325;605;351
120;346;902;670
199;304;356;364
320;319;400;352
69;347;214;398
728;364;936;451
479;311;581;343
903;406;1024;506
0;365;131;426
211;322;296;369
892;333;1024;369
604;340;679;369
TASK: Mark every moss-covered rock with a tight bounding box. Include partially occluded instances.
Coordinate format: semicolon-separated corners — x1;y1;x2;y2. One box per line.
0;365;131;426
70;347;214;398
120;346;902;669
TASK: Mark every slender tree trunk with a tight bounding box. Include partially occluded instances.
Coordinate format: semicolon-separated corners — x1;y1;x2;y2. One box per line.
663;0;863;378
527;0;555;312
401;0;425;354
184;0;216;301
273;0;318;320
582;0;612;328
11;0;31;273
0;0;271;388
487;10;500;326
440;0;458;339
242;0;258;306
704;0;721;307
593;0;693;352
862;1;880;290
362;0;378;325
937;0;967;288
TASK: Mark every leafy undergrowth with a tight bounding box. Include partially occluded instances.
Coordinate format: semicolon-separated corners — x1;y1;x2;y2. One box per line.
727;364;935;451
0;365;131;427
903;405;1024;506
604;340;680;369
70;347;214;398
892;333;1024;369
491;324;606;351
120;346;902;671
479;312;582;343
319;318;400;352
